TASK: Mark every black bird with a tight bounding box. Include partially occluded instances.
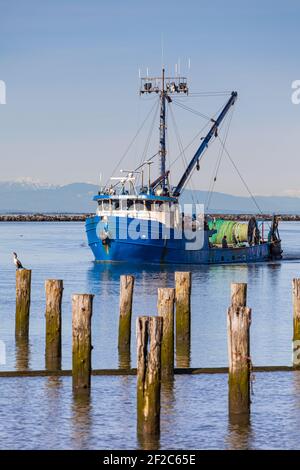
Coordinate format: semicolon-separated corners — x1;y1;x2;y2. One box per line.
13;252;24;270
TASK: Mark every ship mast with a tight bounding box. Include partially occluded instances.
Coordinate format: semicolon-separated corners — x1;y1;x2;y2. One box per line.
159;68;167;190
140;68;188;194
140;69;237;198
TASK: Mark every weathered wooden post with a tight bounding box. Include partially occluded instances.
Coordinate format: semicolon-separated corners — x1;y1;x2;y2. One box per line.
293;279;300;368
231;282;247;307
137;316;163;437
45;279;63;370
72;294;94;392
15;337;30;371
157;287;175;379
175;271;191;368
118;275;134;368
227;305;251;416
15;269;31;338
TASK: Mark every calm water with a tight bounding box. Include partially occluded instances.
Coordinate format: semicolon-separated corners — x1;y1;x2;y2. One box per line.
0;221;300;449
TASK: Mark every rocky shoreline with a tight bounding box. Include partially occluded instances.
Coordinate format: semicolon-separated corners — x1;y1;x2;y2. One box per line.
0;213;93;222
0;213;300;222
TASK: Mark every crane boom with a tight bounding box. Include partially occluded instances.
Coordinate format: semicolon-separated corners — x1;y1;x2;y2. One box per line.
172;91;238;197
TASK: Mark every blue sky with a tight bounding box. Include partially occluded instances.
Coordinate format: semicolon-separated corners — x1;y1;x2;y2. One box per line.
0;0;300;196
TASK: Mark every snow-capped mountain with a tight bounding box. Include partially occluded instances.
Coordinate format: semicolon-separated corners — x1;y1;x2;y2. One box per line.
0;180;299;213
0;180;97;212
0;178;60;192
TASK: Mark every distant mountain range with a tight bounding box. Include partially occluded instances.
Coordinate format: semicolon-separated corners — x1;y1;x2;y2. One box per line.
0;180;299;214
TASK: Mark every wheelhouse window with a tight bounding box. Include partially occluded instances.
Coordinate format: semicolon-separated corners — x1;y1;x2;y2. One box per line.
135;201;144;212
145;200;153;211
112;200;120;210
158;201;170;212
127;199;134;210
102;200;111;211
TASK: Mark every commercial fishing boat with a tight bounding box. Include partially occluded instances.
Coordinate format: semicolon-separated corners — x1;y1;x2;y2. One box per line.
86;69;282;264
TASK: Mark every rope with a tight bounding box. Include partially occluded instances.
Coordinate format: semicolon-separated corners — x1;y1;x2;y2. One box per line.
135;151;159;171
181;91;232;97
172;99;212;121
105;100;158;186
168;104;197;205
205;107;234;210
139;100;160;167
217;135;266;219
190;91;232;94
168;107;230;197
166;111;172;187
168;101;226;171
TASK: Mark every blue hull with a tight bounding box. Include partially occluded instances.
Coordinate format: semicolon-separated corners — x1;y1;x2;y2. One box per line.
85;215;273;265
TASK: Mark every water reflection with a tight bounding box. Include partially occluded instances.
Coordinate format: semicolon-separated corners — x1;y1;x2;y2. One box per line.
87;262;177;293
15;337;31;370
176;341;190;368
227;415;253;449
292;371;300;410
46;376;63;393
245;262;281;290
87;261;214;288
71;391;92;448
137;378;175;450
161;377;175;421
87;259;283;295
227;381;252;449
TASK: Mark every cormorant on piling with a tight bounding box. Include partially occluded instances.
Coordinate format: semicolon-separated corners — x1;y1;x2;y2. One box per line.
13;252;24;270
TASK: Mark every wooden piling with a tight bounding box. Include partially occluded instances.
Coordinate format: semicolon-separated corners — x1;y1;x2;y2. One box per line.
293;279;300;368
15;337;30;371
15;269;31;338
157;288;175;378
227;305;251;415
231;282;247;308
118;349;131;370
72;294;94;392
118;275;134;353
175;272;191;368
137;316;163;436
45;280;63;370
